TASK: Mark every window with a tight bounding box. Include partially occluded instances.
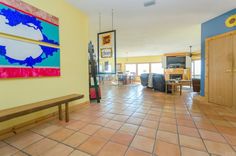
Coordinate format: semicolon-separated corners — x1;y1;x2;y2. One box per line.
125;64;136;74
116;63;122;72
138;64;149;75
105;65;112;73
151;63;164;74
192;60;201;79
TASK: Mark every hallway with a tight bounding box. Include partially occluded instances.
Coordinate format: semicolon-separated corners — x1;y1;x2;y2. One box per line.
1;85;236;156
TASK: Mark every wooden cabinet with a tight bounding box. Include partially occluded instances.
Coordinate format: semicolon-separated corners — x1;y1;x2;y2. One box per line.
207;32;236;107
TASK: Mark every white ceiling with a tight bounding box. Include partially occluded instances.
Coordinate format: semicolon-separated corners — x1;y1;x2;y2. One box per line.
67;0;236;57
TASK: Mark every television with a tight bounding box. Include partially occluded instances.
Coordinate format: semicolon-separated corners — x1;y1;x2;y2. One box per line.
166;56;186;69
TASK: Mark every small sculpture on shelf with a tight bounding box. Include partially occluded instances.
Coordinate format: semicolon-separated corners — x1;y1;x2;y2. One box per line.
88;41;101;103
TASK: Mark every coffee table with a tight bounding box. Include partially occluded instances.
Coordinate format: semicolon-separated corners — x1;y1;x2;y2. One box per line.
165;81;182;95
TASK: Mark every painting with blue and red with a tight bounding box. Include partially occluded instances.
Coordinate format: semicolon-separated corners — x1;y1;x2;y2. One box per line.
0;0;60;78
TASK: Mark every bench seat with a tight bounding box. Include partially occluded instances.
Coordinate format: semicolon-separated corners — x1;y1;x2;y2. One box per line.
0;94;84;122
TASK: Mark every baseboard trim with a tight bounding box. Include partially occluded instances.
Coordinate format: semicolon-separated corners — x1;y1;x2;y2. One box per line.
0;101;90;140
193;96;236;113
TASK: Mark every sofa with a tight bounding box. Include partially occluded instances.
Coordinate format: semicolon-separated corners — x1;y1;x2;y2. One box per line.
140;73;166;92
140;73;149;87
152;74;166;92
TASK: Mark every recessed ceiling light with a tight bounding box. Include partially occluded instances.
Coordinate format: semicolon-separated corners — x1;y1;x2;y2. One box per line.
144;0;156;7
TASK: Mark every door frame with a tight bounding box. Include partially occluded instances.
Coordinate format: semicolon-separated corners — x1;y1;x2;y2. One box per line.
205;30;236;101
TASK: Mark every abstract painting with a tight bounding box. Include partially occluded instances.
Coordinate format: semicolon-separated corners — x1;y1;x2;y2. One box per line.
0;0;60;78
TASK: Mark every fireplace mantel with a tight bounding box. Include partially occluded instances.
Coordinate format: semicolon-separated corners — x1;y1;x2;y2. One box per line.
165;68;191;80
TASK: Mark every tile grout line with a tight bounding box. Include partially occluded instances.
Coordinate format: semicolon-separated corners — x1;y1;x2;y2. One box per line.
110;100;148;155
29;129;84;155
74;99;146;155
192;92;236;154
151;94;164;156
174;93;183;156
185;95;211;155
3;134;45;156
95;100;142;156
202;110;236;153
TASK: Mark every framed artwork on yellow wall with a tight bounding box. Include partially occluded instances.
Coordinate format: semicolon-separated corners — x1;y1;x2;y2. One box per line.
102;34;112;46
101;48;113;58
97;30;116;74
0;0;60;79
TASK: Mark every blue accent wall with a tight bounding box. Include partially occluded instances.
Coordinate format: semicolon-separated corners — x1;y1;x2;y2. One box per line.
201;9;236;96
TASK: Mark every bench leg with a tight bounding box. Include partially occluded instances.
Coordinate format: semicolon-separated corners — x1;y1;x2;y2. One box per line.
65;103;69;122
58;105;63;121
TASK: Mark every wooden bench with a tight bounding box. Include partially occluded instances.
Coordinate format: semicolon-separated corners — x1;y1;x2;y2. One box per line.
0;94;84;123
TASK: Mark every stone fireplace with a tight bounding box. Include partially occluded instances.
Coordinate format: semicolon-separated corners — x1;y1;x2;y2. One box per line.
170;74;183;80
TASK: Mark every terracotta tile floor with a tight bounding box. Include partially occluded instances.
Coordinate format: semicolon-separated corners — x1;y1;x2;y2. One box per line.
1;84;236;156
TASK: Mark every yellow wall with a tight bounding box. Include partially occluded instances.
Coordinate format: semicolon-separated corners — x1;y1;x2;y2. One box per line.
0;0;89;131
192;52;201;60
117;55;163;72
117;52;201;72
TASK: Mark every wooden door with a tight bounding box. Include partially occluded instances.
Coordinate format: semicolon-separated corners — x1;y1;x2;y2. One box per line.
208;35;233;106
233;34;236;109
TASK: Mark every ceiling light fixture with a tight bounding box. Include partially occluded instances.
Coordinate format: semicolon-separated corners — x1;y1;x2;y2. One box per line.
144;0;156;7
189;45;193;58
